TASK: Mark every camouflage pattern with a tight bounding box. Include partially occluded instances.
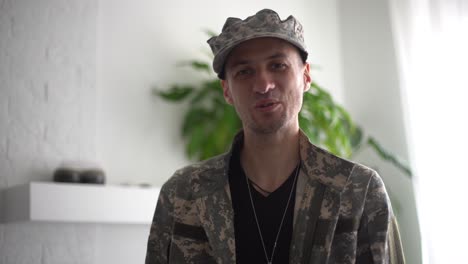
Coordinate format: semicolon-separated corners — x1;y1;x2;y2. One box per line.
145;131;405;264
207;9;308;77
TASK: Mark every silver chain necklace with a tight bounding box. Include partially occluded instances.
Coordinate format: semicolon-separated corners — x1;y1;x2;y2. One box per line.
244;162;300;264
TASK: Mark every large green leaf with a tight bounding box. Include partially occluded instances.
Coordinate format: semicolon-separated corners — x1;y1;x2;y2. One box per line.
182;108;213;137
154;85;194;102
178;60;212;74
367;137;413;177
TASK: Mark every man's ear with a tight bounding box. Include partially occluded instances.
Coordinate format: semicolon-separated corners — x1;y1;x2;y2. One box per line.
221;79;234;105
303;63;312;92
304;62;312;92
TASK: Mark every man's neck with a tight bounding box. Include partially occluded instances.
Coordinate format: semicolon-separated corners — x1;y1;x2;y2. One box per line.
240;126;301;192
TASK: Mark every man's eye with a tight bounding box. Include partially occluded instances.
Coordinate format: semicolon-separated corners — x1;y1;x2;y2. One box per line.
236;69;252;76
272;63;287;70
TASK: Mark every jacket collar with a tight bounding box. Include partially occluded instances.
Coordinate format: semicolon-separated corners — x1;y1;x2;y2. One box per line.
298;130;352;192
193;129;352;196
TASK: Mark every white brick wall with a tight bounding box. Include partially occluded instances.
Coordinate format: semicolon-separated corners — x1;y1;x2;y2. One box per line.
0;0;97;187
1;223;96;264
0;0;98;263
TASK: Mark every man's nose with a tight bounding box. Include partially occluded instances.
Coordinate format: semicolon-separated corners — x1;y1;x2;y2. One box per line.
253;70;275;94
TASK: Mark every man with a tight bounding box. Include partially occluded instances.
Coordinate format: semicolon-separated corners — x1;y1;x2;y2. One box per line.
146;9;405;264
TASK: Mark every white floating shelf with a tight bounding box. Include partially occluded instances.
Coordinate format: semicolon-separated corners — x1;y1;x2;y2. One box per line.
0;182;160;224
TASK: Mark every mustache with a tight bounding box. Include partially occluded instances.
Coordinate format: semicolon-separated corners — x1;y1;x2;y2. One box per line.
254;91;280;100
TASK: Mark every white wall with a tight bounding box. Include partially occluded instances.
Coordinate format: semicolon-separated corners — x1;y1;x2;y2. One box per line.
0;0;98;262
96;0;344;187
0;0;97;187
338;1;422;263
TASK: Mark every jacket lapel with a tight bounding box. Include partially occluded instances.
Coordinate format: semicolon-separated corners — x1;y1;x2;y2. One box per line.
194;154;236;264
289;132;353;263
289;169;326;263
307;186;342;263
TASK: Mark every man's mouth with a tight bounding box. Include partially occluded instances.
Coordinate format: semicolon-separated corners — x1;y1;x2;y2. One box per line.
258;102;277;108
255;100;280;111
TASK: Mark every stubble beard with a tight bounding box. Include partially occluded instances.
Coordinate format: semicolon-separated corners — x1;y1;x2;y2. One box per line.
245;110;289;135
235;90;304;135
246;94;303;135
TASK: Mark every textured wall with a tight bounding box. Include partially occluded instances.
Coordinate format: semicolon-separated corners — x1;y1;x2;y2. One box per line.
0;0;97;262
0;223;96;264
0;0;97;186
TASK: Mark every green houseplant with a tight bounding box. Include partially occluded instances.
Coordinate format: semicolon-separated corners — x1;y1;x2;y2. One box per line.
154;58;412;178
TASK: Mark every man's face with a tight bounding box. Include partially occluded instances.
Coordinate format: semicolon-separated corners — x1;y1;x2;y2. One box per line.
221;37;311;134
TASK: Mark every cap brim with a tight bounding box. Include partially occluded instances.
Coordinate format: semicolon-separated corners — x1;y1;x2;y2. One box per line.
212;33;308;76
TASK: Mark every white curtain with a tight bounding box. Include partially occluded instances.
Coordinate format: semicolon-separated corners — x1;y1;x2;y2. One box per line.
389;0;468;263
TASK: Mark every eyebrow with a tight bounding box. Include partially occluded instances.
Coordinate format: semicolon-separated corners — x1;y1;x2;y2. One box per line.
229;52;288;68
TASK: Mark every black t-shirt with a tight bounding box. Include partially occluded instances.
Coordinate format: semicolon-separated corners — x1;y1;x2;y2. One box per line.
228;143;297;264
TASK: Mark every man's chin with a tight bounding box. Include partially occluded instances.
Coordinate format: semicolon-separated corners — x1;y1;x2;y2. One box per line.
248;121;286;135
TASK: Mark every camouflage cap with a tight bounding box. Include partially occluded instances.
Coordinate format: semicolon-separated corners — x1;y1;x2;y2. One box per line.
207;9;308;79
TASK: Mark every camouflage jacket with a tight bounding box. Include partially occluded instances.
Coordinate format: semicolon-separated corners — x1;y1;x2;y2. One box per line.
145;131;405;264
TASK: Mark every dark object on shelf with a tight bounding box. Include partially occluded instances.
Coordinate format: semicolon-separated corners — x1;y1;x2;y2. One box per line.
53;168;81;183
53;162;106;185
80;169;106;184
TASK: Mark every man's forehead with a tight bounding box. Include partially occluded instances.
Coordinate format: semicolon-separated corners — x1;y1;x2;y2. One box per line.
226;38;301;67
227;53;287;68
